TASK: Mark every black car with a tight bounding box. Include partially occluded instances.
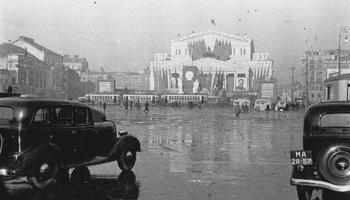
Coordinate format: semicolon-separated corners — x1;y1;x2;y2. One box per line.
0;97;141;189
290;102;350;199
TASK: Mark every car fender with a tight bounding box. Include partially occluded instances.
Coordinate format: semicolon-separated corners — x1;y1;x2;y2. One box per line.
9;140;62;174
107;135;141;162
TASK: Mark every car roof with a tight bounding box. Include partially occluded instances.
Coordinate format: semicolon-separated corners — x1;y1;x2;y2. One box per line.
304;101;350;132
0;97;90;108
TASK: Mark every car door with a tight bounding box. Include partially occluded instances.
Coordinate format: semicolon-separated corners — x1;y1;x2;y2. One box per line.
51;106;78;164
72;106;97;162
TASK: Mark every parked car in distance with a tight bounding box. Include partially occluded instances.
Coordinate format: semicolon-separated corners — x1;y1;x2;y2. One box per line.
232;98;250;107
254;98;271;111
0;97;141;189
290;102;350;199
276;100;287;111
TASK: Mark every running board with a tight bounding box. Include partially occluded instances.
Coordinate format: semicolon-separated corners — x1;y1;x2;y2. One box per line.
66;156;108;169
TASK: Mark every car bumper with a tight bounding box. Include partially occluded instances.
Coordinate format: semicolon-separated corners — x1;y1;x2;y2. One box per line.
291;178;350;192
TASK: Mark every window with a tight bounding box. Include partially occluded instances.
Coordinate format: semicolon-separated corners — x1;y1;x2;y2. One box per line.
54;107;73;125
311;93;315;98
74;107;91;125
240;48;242;55
320;114;350;127
233;48;235;55
316;77;323;83
33;108;50;125
0;107;13;122
185;49;188;55
317;93;321;98
179;49;181;55
243;48;246;55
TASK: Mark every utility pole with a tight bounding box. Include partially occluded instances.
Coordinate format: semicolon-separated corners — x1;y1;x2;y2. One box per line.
291;67;295;102
305;52;309;111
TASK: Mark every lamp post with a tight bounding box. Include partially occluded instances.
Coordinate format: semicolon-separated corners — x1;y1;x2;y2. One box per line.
338;26;348;75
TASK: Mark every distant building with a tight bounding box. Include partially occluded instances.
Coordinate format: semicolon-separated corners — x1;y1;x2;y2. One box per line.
0;43;56;96
112;71;150;90
11;36;64;91
63;55;89;75
80;70;150;93
302;50;350;103
11;36;63;66
149;29;274;96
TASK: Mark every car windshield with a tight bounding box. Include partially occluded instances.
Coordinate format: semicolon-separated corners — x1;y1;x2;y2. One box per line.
320;114;350;127
0;106;14;124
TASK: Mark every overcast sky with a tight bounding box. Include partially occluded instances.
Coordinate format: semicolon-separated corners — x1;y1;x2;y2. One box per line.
1;0;349;82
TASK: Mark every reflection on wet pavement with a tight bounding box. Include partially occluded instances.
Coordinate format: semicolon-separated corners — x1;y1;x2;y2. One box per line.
106;106;303;199
109;107;302;172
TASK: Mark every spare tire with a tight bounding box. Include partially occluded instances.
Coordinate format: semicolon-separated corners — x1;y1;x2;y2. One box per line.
317;144;350;185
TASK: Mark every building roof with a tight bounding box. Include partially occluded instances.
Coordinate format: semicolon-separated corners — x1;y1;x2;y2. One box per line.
324;73;350;82
0;43;34;57
12;36;61;57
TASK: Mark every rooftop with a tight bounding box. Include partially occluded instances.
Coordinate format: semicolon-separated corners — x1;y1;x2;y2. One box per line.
12;36;61;57
0;43;34;57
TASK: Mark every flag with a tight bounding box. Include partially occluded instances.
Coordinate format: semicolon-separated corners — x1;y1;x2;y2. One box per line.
211;19;216;26
212;69;218;88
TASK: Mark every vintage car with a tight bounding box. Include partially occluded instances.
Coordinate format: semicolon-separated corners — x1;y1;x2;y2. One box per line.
276;100;287;111
0;97;141;189
290;102;350;199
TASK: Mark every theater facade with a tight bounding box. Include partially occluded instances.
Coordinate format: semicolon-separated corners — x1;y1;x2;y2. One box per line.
149;29;274;98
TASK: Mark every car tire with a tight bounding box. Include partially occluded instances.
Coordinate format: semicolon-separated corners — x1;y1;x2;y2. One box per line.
27;152;58;189
317;144;350;185
117;146;136;171
297;186;324;200
71;166;91;185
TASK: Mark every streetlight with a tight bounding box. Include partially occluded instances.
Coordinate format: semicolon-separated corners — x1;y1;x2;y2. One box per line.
338;26;348;75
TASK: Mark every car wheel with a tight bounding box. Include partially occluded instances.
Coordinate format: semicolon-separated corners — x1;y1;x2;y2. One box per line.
118;146;136;171
27;153;58;189
71;166;91;185
297;186;324;200
317;144;350;185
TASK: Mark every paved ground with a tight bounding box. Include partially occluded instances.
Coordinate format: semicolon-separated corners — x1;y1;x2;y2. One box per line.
4;105;305;200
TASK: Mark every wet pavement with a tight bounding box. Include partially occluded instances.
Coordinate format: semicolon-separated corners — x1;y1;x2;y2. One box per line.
4;106;304;200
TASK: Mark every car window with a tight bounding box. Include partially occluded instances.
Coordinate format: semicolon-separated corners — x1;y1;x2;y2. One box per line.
0;107;13;120
54;107;73;126
33;108;51;126
320;114;350;127
74;107;92;125
0;107;14;124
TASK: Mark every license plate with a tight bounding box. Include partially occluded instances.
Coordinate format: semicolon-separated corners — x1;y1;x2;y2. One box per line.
290;150;313;165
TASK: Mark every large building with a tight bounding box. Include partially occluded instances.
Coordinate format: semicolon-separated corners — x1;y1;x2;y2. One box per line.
149;29;274;97
0;43;54;96
302;49;350;103
11;36;64;90
63;55;89;75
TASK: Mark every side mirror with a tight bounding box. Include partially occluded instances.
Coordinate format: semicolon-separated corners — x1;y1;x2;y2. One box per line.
118;130;128;136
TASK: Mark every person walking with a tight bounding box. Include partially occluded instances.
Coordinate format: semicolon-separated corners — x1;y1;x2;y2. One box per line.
144;101;149;113
234;102;241;118
265;104;271;122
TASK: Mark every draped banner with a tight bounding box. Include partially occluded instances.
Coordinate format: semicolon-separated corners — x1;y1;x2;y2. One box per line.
182;66;200;94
